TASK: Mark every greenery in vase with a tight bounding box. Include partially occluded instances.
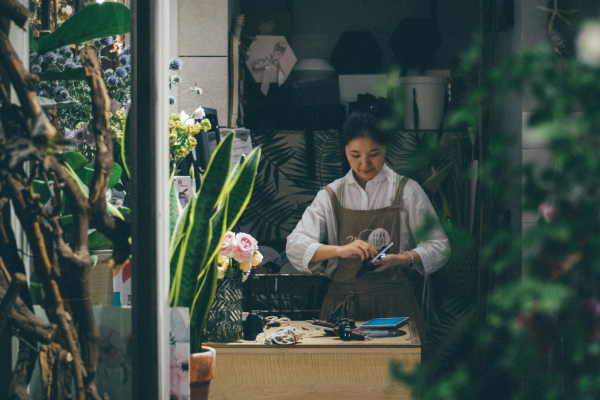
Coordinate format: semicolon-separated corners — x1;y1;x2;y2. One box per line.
391;20;600;400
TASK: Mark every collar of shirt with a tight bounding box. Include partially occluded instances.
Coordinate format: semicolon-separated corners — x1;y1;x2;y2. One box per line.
342;164;396;209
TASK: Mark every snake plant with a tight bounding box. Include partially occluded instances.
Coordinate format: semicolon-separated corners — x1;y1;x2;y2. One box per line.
169;131;260;352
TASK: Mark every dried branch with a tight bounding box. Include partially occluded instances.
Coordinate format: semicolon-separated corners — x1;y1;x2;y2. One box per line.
0;29;55;139
9;344;37;400
45;156;103;400
80;48;130;264
46;157;89;261
0;268;56;343
0;71;11;107
0;0;30;29
0;270;25;337
6;173;86;400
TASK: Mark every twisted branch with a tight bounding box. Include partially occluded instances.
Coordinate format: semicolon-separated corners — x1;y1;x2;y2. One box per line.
6;174;86;400
0;0;30;29
80;48;130;264
0;29;55;139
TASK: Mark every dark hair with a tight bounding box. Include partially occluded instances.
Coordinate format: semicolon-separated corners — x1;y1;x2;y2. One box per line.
341;109;393;147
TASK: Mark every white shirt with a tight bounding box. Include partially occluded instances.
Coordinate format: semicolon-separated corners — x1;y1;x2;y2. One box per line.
286;164;450;278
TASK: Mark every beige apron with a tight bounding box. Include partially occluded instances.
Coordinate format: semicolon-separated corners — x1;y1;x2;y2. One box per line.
319;176;428;355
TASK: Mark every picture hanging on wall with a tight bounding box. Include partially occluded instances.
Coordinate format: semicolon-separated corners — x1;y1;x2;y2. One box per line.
246;35;297;95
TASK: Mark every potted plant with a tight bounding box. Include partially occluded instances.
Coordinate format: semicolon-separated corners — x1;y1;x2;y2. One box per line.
169;131;261;399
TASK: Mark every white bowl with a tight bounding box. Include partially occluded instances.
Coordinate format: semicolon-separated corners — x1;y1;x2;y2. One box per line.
293;58;336;82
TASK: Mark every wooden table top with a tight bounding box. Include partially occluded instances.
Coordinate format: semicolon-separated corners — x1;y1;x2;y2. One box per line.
205;320;420;350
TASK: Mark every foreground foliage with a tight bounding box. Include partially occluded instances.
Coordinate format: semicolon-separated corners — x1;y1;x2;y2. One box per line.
393;23;600;400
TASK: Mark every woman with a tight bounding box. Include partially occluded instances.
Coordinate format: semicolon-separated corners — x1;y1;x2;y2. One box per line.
286;110;450;354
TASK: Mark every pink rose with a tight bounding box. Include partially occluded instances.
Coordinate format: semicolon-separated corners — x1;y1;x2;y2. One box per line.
193;106;206;120
539;203;559;222
219;231;236;258
233;233;257;263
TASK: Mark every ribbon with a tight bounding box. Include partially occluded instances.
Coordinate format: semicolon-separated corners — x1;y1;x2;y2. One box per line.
252;42;288;96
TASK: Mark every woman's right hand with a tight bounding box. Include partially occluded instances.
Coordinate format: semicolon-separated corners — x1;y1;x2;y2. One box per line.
337;240;378;261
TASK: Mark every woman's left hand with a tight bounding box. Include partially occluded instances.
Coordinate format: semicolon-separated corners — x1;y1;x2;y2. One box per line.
370;253;409;273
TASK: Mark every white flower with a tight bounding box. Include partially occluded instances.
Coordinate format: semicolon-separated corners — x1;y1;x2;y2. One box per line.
110;99;122;114
577;22;600;67
239;261;252;273
178;110;195;126
217;259;229;279
193;106;205;120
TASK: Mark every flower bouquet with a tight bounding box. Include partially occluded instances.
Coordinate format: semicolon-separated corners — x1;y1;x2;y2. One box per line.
203;232;262;343
217;232;263;282
169;108;211;167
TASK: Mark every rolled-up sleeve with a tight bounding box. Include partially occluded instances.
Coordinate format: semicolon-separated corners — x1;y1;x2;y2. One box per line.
286;190;332;272
405;182;451;275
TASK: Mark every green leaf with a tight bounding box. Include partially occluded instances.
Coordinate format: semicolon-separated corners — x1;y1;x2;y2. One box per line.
106;202;124;220
118;207;131;214
88;229;113;249
64;163;89;196
169;201;192;287
35;3;131;54
32;179;52;205
64;163;124;221
37;68;87;82
228;156;246;186
226;147;261;231
108;163;123;189
29;26;37;53
121;110;131;179
170;133;234;308
60;215;73;227
62;151;88;171
76;162;123;189
206;201;227;275
76;164;94;186
189;200;226;351
189;254;218;352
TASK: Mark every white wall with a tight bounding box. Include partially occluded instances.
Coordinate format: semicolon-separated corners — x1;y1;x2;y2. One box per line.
176;0;232;127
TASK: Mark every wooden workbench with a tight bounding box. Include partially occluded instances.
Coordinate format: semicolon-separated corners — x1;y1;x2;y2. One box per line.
205;320;420;400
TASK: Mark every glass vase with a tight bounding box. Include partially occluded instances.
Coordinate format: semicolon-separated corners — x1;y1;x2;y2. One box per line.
203;277;244;342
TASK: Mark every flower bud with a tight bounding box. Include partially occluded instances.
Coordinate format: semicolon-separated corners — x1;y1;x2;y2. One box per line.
251;251;263;267
239;261;252;273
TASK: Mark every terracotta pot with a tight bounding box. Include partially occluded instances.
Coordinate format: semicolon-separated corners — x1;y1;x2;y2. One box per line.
190;346;216;400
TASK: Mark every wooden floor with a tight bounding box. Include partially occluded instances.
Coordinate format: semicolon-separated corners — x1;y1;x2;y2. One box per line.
206;321;420;400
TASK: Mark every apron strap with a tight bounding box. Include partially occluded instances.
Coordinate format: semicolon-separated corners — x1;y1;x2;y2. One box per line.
394;176;409;206
322;186;342;218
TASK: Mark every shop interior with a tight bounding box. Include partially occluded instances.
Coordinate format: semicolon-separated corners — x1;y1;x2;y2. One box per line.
2;0;600;399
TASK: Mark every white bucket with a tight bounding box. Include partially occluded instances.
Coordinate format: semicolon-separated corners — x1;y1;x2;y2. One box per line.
400;76;447;130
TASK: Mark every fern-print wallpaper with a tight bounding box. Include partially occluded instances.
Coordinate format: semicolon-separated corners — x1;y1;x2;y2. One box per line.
239;130;345;242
